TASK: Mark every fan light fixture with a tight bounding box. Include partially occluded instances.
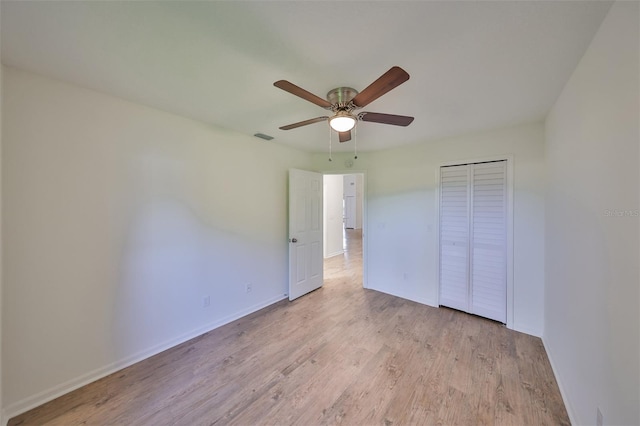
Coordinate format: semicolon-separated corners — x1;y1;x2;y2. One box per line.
274;67;414;143
329;111;356;132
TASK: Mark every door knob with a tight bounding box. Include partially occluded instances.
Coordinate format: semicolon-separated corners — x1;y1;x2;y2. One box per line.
290;238;298;243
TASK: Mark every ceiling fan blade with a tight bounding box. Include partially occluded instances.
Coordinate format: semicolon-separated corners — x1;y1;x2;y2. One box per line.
274;80;332;109
339;131;351;143
351;66;410;108
360;112;414;126
279;116;329;130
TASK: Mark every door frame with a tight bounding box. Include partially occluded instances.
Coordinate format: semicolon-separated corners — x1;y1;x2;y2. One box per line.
321;170;368;289
435;155;514;329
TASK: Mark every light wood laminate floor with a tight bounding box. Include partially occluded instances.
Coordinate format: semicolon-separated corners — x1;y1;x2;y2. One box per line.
10;229;569;425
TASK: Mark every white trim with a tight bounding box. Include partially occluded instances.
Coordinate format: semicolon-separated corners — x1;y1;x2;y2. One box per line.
320;170;368;289
505;156;514;330
542;335;578;425
2;294;287;422
435;155;515;330
435;166;442;307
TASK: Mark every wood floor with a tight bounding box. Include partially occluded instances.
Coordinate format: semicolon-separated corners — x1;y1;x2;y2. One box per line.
10;229;569;426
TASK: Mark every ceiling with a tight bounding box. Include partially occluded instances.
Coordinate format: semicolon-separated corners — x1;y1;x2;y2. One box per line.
1;1;612;153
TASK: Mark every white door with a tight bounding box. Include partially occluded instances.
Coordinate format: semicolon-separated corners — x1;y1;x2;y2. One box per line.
289;169;323;301
469;162;507;322
344;197;356;229
439;165;471;313
343;175;357;229
439;160;507;323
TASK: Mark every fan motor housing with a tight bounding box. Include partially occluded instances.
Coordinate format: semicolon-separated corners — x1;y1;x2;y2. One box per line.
327;87;358;105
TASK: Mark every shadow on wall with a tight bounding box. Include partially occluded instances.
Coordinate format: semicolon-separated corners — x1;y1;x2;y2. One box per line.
113;198;286;362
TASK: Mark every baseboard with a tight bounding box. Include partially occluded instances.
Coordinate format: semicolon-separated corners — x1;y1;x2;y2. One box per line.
2;294;287;423
542;335;578;426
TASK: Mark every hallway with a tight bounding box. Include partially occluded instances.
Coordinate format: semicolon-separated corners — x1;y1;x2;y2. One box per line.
323;228;362;288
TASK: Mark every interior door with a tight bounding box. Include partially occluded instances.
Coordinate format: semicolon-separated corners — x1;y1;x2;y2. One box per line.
470;161;507;323
344;197;356;229
343;175;357;229
289;169;323;301
439;165;471;312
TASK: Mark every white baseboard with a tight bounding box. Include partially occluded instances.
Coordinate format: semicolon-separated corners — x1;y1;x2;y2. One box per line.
542;335;578;426
2;294;287;423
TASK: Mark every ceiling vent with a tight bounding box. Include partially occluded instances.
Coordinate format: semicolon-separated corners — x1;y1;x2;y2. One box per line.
254;133;274;141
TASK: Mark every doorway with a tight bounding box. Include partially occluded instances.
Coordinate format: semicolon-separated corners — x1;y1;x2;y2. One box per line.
322;173;365;287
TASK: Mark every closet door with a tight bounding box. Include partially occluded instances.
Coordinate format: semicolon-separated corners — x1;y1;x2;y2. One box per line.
439;165;471;312
439;161;507;323
470;161;507;323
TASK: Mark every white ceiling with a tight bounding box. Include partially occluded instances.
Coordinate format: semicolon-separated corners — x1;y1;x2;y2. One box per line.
1;1;612;153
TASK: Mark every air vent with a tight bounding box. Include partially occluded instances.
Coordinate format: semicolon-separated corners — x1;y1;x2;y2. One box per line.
254;133;274;141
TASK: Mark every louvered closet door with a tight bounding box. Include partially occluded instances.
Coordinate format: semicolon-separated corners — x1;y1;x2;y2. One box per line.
439;165;470;312
470;161;506;323
439;161;507;323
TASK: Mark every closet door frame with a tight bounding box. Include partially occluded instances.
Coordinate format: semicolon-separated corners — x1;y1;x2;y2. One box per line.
435;155;514;329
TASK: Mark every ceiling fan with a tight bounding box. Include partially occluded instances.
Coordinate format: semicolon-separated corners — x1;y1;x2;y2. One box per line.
274;66;414;142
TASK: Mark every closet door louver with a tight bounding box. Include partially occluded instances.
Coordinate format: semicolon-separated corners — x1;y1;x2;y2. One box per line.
439;161;507;323
470;162;506;323
439;165;470;312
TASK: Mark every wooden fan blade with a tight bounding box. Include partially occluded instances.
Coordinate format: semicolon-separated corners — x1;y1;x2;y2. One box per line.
360;112;414;126
279;116;329;130
339;131;351;143
274;80;332;109
351;66;410;108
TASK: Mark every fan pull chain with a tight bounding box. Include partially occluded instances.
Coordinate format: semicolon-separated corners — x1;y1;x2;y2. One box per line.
354;123;358;160
328;124;333;162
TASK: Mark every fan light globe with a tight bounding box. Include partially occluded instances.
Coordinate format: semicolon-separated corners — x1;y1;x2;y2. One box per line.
329;114;356;132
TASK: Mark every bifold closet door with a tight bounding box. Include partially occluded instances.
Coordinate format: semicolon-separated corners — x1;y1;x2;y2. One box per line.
439;161;507;323
470;162;507;323
439;165;471;312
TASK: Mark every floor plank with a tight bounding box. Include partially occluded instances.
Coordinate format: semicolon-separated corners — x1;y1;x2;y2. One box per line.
9;229;569;426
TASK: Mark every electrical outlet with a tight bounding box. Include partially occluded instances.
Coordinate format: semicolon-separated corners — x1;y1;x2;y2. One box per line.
203;295;210;308
246;283;252;293
597;408;603;426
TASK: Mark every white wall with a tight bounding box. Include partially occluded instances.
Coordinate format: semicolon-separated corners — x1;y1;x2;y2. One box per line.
323;174;344;258
1;67;312;417
544;2;639;425
312;121;546;336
